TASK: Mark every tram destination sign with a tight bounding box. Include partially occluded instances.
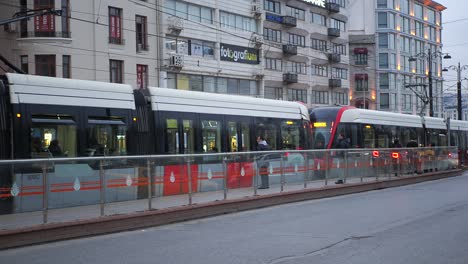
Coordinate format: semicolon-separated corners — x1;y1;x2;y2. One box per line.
220;43;259;64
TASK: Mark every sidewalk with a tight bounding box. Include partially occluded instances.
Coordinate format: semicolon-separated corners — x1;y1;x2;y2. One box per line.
0;170;462;249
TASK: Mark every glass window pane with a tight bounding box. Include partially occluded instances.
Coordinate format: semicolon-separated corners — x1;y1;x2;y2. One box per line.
87;123;127;156
227;79;238;94
228;121;238;152
166;118;179;154
177;74;189;90
175;1;188;19
167;73;176;89
217;77;227;93
201;7;212;24
281;120;300;150
256;120;277;150
189;75;202;91
203;76;215;93
188;5;201;22
183;119;194;153
239;80;250;95
31;122;77;158
202;120;221;152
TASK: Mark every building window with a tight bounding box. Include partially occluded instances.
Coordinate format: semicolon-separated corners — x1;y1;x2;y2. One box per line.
285;6;305;20
379;53;389;68
331;67;348;80
168;73;258;96
165;38;214;57
220;11;257;32
328;0;345;7
288;88;307;103
377;0;387;8
20;55;28;74
332;43;347;55
35;55;56;77
165;0;213;24
379;73;389;89
288;33;305;47
311;12;326;26
378;12;387;28
62;55;71;78
355;74;368;91
312;91;329;104
34;0;55;37
136;15;148;51
264;0;280;14
110;59;123;83
109;7;123;44
264;28;281;42
311;64;328;77
286;61;306;74
354;53;368;65
334;92;347;105
137;64;148;89
265;58;282;71
330;18;346;31
311;38;327;51
264;87;283;100
380;93;389;109
61;0;70;37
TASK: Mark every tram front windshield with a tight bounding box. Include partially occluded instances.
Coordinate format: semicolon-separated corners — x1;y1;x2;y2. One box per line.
309;107;341;149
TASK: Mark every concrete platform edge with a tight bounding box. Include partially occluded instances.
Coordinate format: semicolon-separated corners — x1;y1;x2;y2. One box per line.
0;170;462;250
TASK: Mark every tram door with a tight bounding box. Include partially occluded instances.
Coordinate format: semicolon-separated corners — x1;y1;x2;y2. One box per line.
164;114;195;154
225;117;251;152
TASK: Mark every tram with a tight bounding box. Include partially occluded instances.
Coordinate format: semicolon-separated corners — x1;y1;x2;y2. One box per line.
309;106;468;164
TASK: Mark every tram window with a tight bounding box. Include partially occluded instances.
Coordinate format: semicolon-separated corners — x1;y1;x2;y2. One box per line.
87;118;127;156
256;120;277;150
240;122;250;151
362;124;375;148
183;119;195;154
166;119;179;154
228;121;238;152
31;115;77;158
281;120;300;150
202;120;221;152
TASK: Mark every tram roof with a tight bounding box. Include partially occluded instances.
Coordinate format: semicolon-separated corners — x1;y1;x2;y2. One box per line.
5;73;136;110
340;108;423;128
148;87;309;120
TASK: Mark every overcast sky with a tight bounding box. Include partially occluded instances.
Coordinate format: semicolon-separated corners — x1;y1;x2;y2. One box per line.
441;0;468;94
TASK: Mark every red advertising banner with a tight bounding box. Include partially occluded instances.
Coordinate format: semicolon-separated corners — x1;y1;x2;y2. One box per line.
34;14;55;32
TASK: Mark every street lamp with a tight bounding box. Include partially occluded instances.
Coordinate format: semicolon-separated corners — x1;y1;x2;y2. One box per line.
408;49;451;117
443;63;468;120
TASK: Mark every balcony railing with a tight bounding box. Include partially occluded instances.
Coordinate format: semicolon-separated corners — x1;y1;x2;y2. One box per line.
326;2;340;13
136;43;149;52
109;37;125;45
19;31;72;38
328;28;340;38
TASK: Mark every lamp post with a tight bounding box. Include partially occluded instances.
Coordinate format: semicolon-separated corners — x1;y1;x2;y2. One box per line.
443;63;468;120
409;48;451;117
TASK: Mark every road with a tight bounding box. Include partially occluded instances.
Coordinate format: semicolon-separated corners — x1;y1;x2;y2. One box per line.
1;174;468;264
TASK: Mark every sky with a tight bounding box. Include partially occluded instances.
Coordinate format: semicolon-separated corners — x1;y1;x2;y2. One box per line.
441;0;468;95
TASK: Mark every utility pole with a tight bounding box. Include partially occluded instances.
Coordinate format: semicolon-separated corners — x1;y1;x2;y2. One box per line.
443;63;468;120
427;49;434;117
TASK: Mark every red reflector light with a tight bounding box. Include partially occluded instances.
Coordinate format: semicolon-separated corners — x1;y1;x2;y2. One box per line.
372;151;380;157
284;152;290;157
392;152;400;159
448;153;452;157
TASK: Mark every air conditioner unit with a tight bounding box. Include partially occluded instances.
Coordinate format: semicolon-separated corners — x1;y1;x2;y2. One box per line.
3;23;17;33
168;17;184;33
251;33;264;48
169;54;184;68
252;4;262;16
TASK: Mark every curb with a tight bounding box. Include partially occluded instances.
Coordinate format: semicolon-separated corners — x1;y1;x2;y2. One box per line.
0;170;462;250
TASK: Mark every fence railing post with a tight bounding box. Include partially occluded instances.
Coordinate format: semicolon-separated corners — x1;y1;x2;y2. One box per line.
186;158;193;205
42;162;48;224
223;156;227;200
280;153;285;192
304;153;309;189
99;160;105;216
147;159;152;210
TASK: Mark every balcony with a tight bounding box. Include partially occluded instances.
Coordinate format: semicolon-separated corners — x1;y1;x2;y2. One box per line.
282;44;298;55
327;28;340;38
283;73;298;83
19;31;71;38
327;53;341;63
326;2;340;13
281;16;297;27
329;79;342;88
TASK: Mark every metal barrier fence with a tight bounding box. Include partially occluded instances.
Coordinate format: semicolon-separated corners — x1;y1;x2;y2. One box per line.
0;147;458;228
